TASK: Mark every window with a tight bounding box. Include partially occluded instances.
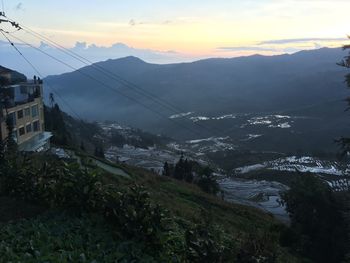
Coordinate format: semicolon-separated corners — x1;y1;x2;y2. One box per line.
24;108;30;117
31;105;38;117
19;127;25;136
33;120;40;132
17;110;23;119
7;112;16;126
26;123;32;133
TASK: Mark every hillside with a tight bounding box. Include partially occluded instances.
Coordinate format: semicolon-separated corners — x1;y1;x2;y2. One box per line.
0;150;301;262
0;65;27;84
45;48;350;153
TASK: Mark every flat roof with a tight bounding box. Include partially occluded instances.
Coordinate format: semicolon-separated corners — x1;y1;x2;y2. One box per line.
18;132;53;152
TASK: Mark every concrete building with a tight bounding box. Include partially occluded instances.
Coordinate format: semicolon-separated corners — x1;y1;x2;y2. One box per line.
0;73;52;152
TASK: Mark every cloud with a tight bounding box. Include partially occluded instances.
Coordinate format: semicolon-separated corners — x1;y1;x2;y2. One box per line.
162;20;172;25
39;41;50;49
215;37;347;55
216;36;348;55
314;43;322;49
217;46;277;52
128;19;173;26
73;41;87;49
129;19;136;26
128;19;146;26
0;40;195;77
259;37;347;45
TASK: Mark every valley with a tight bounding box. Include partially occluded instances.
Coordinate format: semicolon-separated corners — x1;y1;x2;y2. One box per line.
97;119;350;221
1;1;350;260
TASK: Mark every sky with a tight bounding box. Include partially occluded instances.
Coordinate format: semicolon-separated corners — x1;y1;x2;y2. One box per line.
0;0;349;75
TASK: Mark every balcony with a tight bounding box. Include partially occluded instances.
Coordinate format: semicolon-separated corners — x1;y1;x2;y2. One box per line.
0;83;42;109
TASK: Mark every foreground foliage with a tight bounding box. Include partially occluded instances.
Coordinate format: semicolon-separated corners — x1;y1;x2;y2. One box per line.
281;173;349;262
163;156;220;195
0;141;298;262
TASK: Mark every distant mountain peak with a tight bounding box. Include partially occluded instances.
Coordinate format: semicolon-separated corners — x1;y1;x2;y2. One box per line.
115;56;146;64
0;65;27;84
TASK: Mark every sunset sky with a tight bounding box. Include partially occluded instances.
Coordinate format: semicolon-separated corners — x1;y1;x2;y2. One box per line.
1;0;349;65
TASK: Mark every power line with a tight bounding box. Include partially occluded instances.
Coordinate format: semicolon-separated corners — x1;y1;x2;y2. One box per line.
1;0;4;14
20;23;183;113
0;29;86;123
2;14;225;137
0;27;134;146
2;30;207;138
13;18;182;112
5;17;223;137
1;14;227;139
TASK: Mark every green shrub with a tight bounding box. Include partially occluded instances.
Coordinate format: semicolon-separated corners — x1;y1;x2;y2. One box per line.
281;173;348;262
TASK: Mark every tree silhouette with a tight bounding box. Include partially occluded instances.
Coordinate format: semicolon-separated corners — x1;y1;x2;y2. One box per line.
281;173;347;262
162;161;171;177
174;155;185;180
183;159;194;183
337;42;350;154
44;104;70;146
338;40;350;262
196;167;219;195
94;145;105;159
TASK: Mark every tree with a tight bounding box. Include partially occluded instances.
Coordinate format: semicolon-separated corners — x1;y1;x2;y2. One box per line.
281;173;347;262
94;145;105;159
338;42;350;154
196;167;219;195
174;155;185;180
338;41;350;261
162;161;171;177
0;138;4;165
5;113;18;157
183;159;194;183
80;142;86;152
44;104;70;146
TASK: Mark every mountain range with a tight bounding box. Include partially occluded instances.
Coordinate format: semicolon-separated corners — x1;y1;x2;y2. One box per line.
45;47;350;154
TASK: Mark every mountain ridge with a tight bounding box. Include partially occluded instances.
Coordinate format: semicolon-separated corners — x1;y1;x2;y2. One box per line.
44;47;350;153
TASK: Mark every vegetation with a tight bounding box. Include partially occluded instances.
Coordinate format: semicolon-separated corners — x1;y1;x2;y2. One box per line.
110;127;170;149
0;130;300;262
44;104;71;146
94;145;105;158
44;103;104;154
281;173;349;262
196;166;220;195
337;43;350;155
163;156;220;195
207;150;285;173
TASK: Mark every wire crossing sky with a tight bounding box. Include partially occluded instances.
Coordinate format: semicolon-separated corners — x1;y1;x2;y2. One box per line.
1;0;349;62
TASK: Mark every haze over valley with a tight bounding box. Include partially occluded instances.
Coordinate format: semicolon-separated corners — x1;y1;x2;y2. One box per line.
1;1;350;261
45;47;350;154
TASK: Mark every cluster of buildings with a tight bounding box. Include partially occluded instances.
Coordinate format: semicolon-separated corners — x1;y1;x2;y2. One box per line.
0;66;52;152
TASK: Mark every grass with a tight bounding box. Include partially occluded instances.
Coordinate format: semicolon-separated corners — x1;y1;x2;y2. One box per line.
0;155;301;262
113;164;284;239
0;212;160;262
